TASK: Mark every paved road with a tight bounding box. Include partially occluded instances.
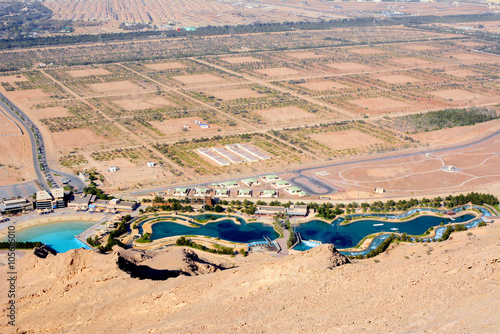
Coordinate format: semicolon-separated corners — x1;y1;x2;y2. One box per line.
0;93;52;191
129;128;500;196
50;168;86;192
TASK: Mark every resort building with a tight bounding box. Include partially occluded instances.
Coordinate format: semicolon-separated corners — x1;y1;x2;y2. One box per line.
0;198;34;214
94;199;137;212
284;187;308;196
222;181;240;188
241;178;261;187
52;188;65;209
286;205;309;217
255;205;286;216
173;188;189;196
259;190;277;198
68;194;91;210
36;190;54;209
271;180;291;188
79;171;90;182
261;174;281;182
194;188;211;197
215;189;230;197
237;189;252;198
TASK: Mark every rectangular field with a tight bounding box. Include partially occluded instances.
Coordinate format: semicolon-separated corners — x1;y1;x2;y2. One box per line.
254;106;316;123
430;89;485;101
221;56;263;64
88;81;141;94
67;68;112;77
172;74;227;84
113;97;176;111
205;88;263;100
309;129;385;150
255;67;299;76
298;81;348;91
349;97;411;112
376;74;422;84
145;62;186;70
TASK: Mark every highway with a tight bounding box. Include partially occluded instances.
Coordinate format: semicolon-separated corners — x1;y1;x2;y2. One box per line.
0;92;52;191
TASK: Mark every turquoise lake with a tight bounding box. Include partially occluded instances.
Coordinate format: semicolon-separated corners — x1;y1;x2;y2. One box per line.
296;214;475;249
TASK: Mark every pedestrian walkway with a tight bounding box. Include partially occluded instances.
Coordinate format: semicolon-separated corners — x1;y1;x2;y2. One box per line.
274;229;290;256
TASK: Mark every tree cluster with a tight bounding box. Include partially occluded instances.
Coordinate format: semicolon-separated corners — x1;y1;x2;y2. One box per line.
175;236;234;255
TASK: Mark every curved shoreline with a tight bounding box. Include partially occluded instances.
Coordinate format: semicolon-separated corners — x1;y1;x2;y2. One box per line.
339;207;490;255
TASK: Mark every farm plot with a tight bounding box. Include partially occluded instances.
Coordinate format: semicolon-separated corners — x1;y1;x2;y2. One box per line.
376;74;422;85
254;106;317;124
326;62;372;72
145;62;187;70
221;56;263;64
254;67;300;77
443;67;482;78
449;53;498;64
348;48;385;55
286;51;326;59
297;80;349;92
3;89;49;103
401;44;440;51
349;97;412;114
0;74;28;85
67;68;112;77
172;73;227;85
389;57;434;67
203;88;264;101
49;128;116;155
88;80;144;94
113;96;177;111
150;117;221;136
309;129;385;151
429;89;485;101
32;106;71;120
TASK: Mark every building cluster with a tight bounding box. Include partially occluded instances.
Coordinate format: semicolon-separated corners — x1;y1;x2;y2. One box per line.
0;187;138;217
171;174;308;199
198;143;270;166
69;194;137;213
0;188;67;215
254;205;309;217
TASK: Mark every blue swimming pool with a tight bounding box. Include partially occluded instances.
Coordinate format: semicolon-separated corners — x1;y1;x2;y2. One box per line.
151;219;278;243
2;221;94;253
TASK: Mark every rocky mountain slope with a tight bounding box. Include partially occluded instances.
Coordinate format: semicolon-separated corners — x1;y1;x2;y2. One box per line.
1;223;499;333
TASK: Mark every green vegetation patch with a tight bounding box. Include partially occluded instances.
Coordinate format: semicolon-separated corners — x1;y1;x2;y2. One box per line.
379;107;498;134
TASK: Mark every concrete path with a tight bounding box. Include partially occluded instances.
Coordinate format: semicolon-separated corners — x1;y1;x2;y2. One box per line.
274;229;290;256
